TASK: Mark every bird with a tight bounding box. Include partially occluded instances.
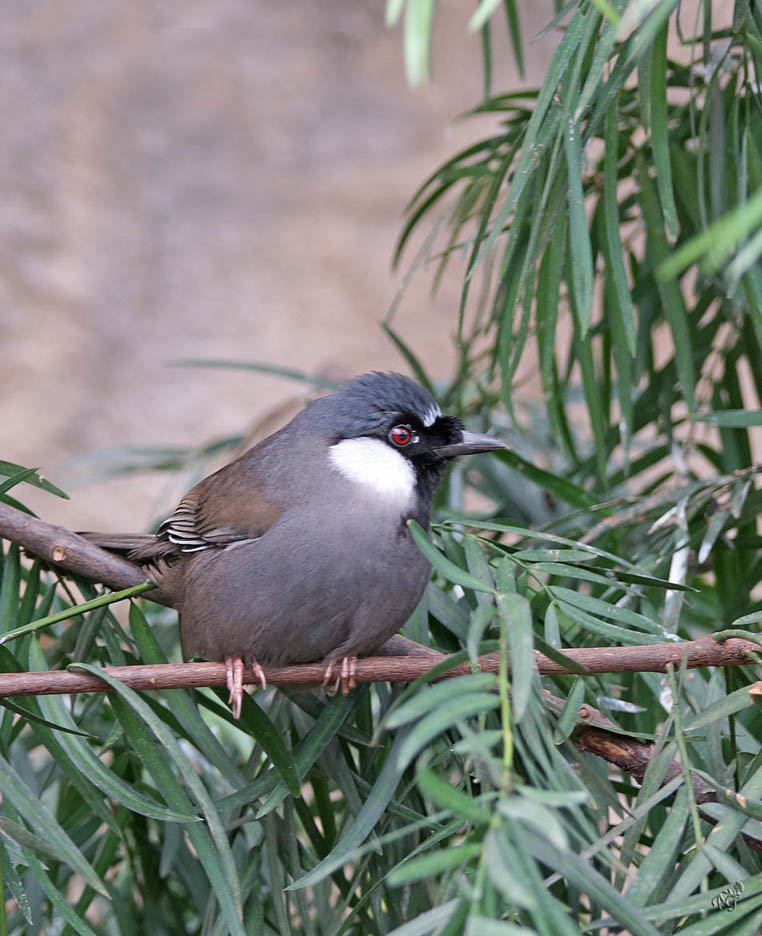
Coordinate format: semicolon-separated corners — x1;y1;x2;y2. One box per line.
84;372;507;717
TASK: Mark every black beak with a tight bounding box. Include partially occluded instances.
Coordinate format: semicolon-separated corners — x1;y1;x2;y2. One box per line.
434;430;508;459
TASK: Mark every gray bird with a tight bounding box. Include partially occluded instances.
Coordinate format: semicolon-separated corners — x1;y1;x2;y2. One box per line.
85;373;506;716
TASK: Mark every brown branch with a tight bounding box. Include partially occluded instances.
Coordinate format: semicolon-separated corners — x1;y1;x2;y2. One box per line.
0;502;171;605
0;499;760;691
0;635;757;698
3;503;761;848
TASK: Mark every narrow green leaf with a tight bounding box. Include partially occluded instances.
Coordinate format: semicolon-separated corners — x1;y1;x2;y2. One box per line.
522;826;662;936
549;585;667;636
637;158;695;412
395;693;500;768
0;752;108;897
72;664;245;935
696;409;762;427
626;785;691;906
659;179;762;280
554;677;585;742
403;0;434;86
385;0;404;27
385;673;497;729
388;841;481;885
174;359;340;390
0;461;68;499
499;796;568;851
534;633;590;674
503;0;525;79
565;116;594;335
0;582;154;645
0;467;45;497
23;850;99;936
491;450;599;509
381;323;435;393
408;521;495;593
288;728;412;890
648;22;677;238
219;694;355;813
416;767;492;824
498;592;534;722
468;0;502;33
0;817;81;865
27;643;198;824
0;544;20;635
385;901;459;936
684;683;754;731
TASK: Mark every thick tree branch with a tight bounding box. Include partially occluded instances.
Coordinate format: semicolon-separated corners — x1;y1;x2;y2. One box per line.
0;502;171;604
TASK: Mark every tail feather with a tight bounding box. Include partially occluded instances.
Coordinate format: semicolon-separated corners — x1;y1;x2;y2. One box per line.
79;532;178;563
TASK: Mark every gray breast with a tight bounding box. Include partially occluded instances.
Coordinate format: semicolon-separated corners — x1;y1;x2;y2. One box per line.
178;496;431;666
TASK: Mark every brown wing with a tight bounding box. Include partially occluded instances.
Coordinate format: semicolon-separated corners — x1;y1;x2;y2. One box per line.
156;457;283;555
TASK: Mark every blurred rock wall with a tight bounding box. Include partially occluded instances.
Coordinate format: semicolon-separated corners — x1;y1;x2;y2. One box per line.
1;0;553;529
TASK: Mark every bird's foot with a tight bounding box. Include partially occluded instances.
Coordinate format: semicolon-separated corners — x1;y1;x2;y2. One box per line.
224;656;267;719
247;657;267;692
225;656;245;719
322;656;357;696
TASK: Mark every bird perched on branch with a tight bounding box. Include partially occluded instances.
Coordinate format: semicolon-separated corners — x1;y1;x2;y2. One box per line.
84;373;506;717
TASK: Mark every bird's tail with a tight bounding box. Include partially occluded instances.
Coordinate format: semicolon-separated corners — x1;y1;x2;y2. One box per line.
78;532;176;563
78;532;154;553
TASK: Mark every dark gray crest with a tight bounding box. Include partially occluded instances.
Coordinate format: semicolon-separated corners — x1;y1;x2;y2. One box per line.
304;372;441;438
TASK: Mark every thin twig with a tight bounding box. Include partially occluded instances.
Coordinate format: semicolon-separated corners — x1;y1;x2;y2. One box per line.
0;635;757;698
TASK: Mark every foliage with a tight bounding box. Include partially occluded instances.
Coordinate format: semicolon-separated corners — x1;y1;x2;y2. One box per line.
2;0;762;933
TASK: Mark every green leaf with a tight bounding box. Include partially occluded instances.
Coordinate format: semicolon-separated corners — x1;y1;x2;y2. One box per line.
0;751;108;897
385;673;497;729
637;157;696;413
385;901;459;936
416;767;492;824
498;592;534;723
408;520;496;593
549;586;668;636
658;184;762;280
403;0;434;86
554;677;585;742
219;693;355;813
0;461;68;499
288;727;413;890
696;410;762;427
683;683;754;731
27;642;199;824
0;582;154;645
23;850;99;936
395;693;500;768
491;450;599;509
72;663;245;936
564;116;594;335
647;22;677;238
173;358;340;389
388;841;481;885
521;824;662;936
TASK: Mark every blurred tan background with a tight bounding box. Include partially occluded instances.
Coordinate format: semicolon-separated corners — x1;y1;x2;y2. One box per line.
2;1;556;530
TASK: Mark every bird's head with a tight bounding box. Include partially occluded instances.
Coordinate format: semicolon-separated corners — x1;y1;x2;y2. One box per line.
304;372;507;510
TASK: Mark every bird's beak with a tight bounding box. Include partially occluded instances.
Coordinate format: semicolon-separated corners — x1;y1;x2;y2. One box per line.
434;430;509;459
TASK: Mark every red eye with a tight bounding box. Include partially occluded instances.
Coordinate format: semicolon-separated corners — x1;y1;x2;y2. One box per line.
390;425;414;446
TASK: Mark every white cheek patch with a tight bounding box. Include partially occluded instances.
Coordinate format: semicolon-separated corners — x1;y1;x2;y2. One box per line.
422;405;441;427
329;438;415;505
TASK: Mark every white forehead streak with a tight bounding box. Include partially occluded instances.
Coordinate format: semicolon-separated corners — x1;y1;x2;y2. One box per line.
422;405;441;428
329;438;415;505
